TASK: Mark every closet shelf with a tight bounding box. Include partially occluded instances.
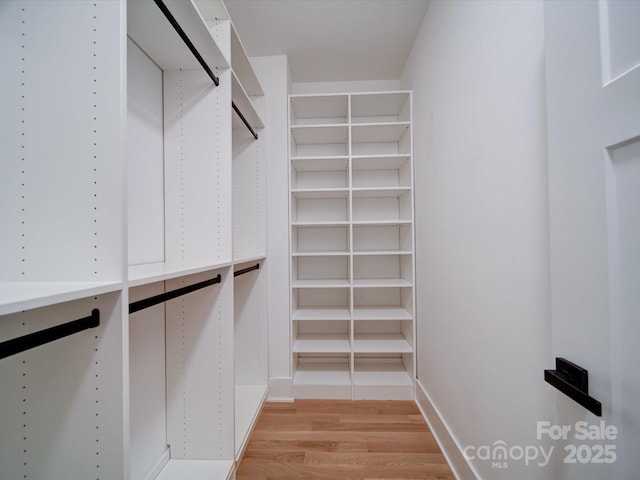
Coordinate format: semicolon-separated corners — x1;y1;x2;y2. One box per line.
353;278;413;288
352;187;411;198
353;334;413;354
154;459;234;480
290;95;349;125
128;0;229;73
353;306;412;321
291;156;349;172
353;250;413;256
351;122;410;144
232;72;264;132
292;279;350;288
289;91;414;400
294;334;351;353
351;92;411;120
353;361;414;387
128;261;231;287
351;220;412;226
292;221;350;227
352;154;411;170
292;251;350;257
293;307;351;321
294;362;351;386
291;125;348;145
292;188;349;199
0;281;123;317
235;384;268;461
233;254;266;266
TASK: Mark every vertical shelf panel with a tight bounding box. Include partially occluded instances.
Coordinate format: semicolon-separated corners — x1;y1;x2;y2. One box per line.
165;269;234;461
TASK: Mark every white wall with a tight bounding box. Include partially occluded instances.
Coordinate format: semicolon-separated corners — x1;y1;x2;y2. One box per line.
402;1;553;478
251;55;293;400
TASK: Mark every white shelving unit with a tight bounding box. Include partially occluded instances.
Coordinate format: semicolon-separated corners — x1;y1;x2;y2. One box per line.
0;1;126;478
289;91;415;400
1;1;267;479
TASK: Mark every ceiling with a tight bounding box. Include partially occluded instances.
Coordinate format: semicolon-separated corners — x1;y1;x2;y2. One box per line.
224;0;430;83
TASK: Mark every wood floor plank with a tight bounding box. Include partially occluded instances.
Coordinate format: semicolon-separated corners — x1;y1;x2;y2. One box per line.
236;400;455;480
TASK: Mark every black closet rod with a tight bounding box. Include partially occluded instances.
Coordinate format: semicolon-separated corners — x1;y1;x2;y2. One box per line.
234;263;260;277
232;101;259;140
0;309;100;360
129;274;222;314
153;0;220;86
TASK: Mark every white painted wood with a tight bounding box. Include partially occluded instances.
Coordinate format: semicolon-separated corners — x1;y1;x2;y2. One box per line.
0;0;124;285
127;38;165;266
293;307;351;321
230;24;263;96
154;459;234;480
129;283;168;480
165;269;234;461
546;1;640;478
0;293;126;479
128;261;233;287
234;384;268;461
290;94;349;124
127;0;228;73
234;260;268;386
0;281;123;317
293;334;351;353
164;68;232;268
289;92;414;400
231;72;264;130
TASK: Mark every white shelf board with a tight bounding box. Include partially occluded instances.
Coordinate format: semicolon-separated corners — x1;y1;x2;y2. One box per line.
353;334;413;353
352;187;411;198
292;221;350;227
293;307;351;321
290;94;348;122
291;125;348;145
235;384;268;460
353;250;412;256
294;334;351;353
128;261;231;287
128;0;229;72
230;24;263;96
232;72;264;131
292;251;350;257
294;362;351;386
352;278;413;288
292;279;350;288
351;220;412;227
292;188;349;199
291;156;349;172
0;281;123;316
352;154;411;170
353;362;414;387
351;123;410;143
353;306;412;321
155;459;234;480
233;255;266;267
351;91;410;119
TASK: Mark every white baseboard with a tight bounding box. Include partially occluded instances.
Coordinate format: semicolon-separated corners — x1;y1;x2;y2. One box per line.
267;377;293;402
415;379;480;480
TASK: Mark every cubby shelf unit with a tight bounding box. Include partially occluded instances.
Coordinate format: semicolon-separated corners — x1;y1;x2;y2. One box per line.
289;91;415;400
1;1;267;479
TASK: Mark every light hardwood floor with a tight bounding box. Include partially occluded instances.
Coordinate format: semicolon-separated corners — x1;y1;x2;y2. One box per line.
236;400;455;480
